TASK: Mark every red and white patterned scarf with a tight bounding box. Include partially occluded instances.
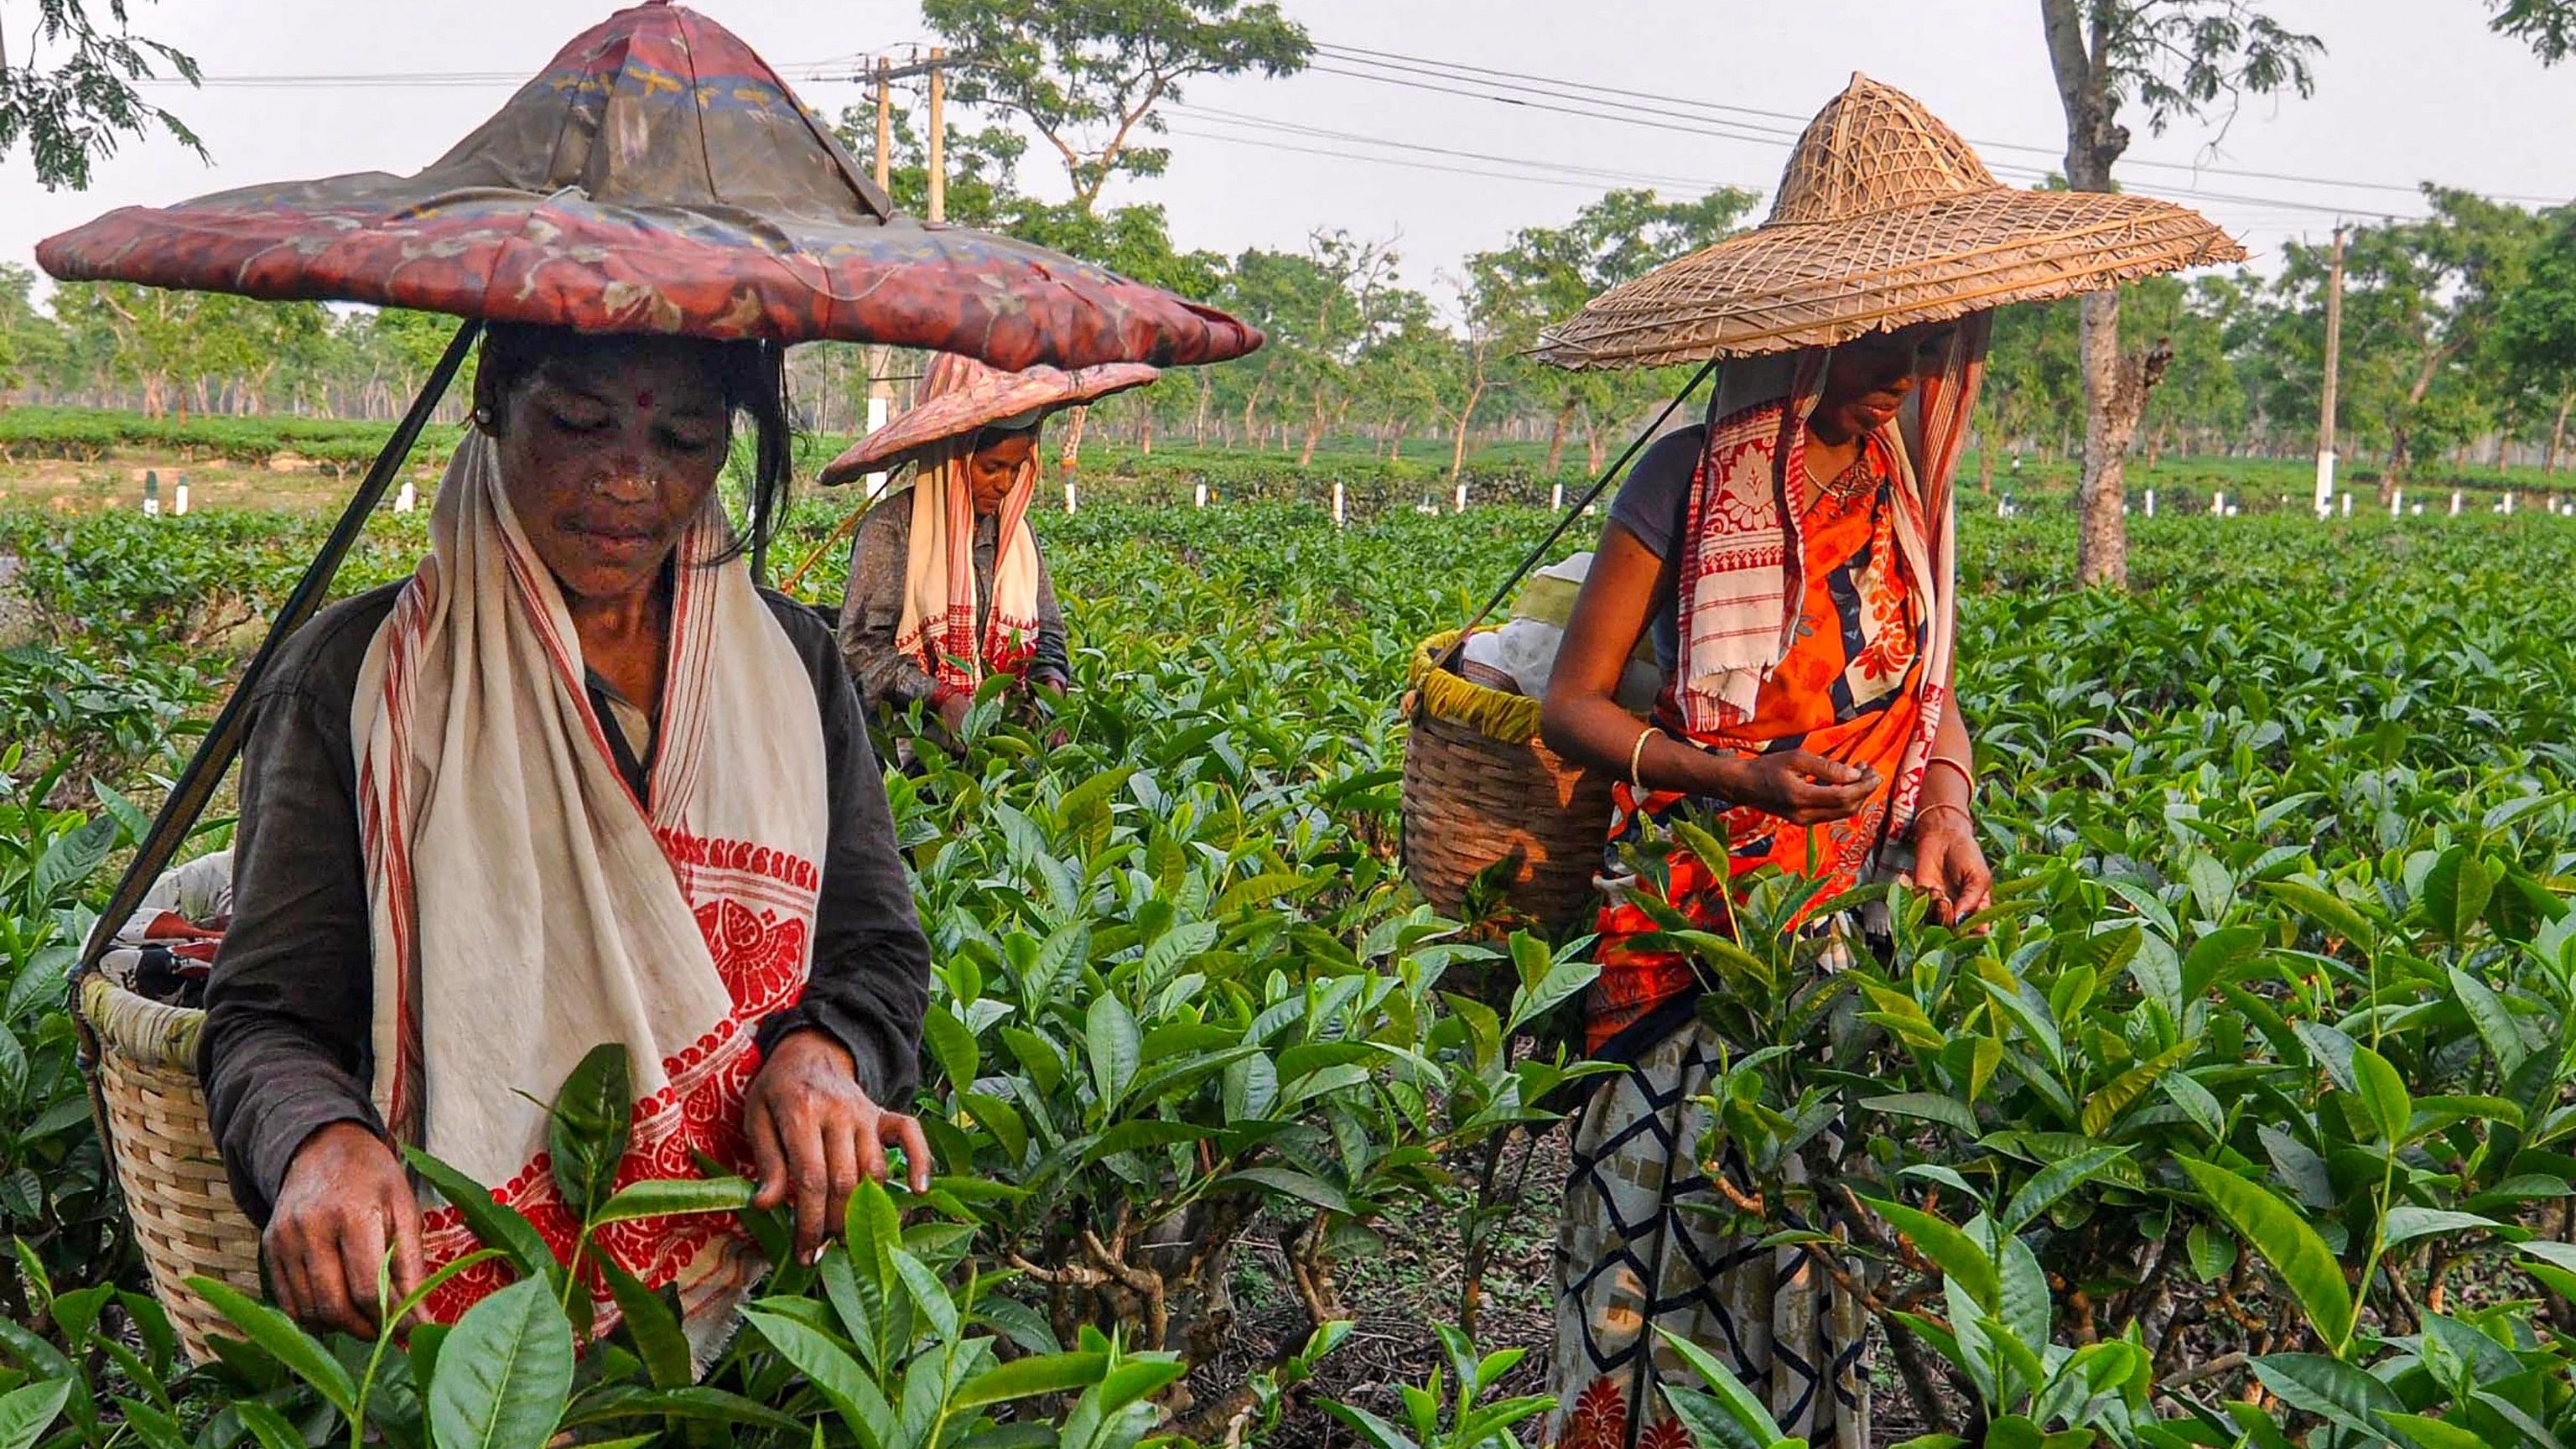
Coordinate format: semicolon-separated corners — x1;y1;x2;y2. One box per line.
351;434;827;1351
1675;318;1988;827
893;354;1044;696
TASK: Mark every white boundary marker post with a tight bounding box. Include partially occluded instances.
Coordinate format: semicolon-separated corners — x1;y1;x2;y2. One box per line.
1332;479;1346;527
1454;480;1468;513
1193;480;1208;509
2340;492;2352;517
2451;490;2463;516
174;478;190;516
2390;486;2402;517
2144;488;2156;517
396;479;418;513
2506;491;2517;515
1550;482;1564;512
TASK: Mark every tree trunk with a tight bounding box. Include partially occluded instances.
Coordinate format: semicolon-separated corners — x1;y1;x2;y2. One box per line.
2548;390;2573;474
1300;397;1326;466
1057;404;1088;493
2074;291;2172;589
1543;399;1575;475
1449;385;1488;480
1582;404;1606;475
1140;408;1155;457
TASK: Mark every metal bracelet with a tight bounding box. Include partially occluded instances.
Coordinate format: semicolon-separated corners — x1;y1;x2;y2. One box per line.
1629;726;1660;789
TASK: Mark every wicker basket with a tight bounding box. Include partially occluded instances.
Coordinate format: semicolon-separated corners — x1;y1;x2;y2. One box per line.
1400;628;1614;933
77;972;261;1363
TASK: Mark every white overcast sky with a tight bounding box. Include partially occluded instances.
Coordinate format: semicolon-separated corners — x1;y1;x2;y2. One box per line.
4;0;2569;309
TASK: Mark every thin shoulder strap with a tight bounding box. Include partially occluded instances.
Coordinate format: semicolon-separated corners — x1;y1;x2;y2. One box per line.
78;319;482;969
1424;356;1719;679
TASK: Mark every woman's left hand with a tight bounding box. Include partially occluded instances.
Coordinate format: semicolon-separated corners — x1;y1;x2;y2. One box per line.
743;1031;932;1263
1909;813;1993;927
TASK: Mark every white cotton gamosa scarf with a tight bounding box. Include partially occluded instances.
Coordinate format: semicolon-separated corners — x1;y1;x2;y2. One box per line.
893;438;1043;693
351;433;826;1348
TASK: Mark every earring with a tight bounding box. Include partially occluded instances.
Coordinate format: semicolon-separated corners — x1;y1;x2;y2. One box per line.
470;405;495;431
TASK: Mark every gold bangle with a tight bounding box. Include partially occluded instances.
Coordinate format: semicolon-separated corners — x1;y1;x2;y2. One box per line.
1927;755;1976;795
1912;800;1973;837
1628;726;1660;789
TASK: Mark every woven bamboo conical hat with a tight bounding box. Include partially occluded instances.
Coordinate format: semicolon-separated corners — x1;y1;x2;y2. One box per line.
36;2;1259;371
1536;74;2246;370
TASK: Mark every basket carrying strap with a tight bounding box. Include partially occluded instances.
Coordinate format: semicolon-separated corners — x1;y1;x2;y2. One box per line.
76;319;482;975
1421;355;1719;684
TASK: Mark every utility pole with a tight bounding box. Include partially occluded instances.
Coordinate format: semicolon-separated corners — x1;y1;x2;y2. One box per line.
871;58;891;192
2314;223;2345;517
925;46;948;224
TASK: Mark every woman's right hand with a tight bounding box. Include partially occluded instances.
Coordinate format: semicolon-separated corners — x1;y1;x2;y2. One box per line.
935;691;972;740
1715;750;1880;824
265;1121;425;1337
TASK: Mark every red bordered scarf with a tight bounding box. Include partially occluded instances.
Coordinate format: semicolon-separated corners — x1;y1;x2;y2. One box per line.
1673;318;1988;834
352;434;827;1354
892;439;1042;696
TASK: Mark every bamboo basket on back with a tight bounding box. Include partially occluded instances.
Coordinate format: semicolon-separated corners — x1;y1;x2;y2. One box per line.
1400;627;1615;934
75;973;262;1363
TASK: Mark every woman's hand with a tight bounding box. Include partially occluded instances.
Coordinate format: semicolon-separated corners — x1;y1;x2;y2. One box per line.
744;1030;932;1264
1909;811;1993;926
1715;750;1880;824
1025;675;1071;749
934;691;972;740
266;1121;425;1337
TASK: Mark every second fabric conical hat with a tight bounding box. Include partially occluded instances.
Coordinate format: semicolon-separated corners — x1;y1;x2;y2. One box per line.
1537;74;2246;370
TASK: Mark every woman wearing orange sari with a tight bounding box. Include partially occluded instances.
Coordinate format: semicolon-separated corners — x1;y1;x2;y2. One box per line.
1537;319;1990;1448
1525;67;2245;1446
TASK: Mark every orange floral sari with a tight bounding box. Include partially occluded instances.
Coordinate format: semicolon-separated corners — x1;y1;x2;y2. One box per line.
1586;428;1923;1052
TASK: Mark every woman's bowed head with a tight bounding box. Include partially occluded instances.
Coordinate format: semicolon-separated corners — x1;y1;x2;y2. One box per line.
210;324;937;1343
963;423;1041;517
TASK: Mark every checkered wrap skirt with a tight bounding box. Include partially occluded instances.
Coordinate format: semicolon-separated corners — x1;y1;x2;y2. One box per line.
1544;1015;1870;1449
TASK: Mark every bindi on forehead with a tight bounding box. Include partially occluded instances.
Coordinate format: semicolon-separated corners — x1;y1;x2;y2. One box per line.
636;387;657;411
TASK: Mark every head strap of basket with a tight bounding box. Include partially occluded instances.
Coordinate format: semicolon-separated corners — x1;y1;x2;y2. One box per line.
34;1;1261;370
1535;72;2247;370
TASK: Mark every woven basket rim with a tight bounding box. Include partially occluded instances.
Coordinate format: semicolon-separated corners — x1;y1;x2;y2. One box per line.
79;971;205;1072
1409;628;1545;745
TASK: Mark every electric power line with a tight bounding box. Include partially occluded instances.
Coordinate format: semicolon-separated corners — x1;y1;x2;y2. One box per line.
1296;60;2436;222
1313;41;2572;208
1169;103;1740;192
122;43;2563;221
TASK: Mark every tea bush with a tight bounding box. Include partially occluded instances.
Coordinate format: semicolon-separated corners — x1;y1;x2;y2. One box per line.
7;497;2576;1445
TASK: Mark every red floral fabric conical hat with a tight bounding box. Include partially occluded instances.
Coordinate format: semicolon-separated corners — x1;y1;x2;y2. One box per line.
819;352;1158;484
36;2;1260;371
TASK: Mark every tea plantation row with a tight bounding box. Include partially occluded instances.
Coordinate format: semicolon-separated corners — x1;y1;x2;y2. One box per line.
1;497;2573;1447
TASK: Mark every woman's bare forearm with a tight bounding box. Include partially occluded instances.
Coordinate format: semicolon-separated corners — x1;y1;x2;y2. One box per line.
1919;701;1975;812
1542;688;1736;797
1538;522;1738;798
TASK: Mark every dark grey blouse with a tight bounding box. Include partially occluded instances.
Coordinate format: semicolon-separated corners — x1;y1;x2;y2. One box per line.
836;495;1070;709
197;582;932;1225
